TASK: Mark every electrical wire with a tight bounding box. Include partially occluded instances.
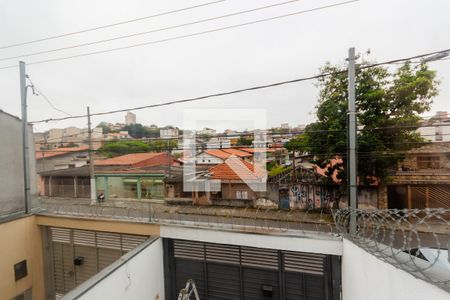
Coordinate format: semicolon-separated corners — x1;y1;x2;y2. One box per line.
0;0;226;50
26;76;72;117
0;0;359;70
0;0;304;61
29;71;339;123
27;46;450;124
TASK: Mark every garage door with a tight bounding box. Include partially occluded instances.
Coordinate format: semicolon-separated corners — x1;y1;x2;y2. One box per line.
165;239;341;300
48;227;148;299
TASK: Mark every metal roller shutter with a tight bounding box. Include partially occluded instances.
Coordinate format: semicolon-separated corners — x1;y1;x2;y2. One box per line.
207;263;241;300
242;267;280;300
47;227;149;298
169;239;335;300
175;258;207;300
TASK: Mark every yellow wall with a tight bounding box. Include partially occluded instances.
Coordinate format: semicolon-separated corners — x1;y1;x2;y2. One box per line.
0;215;45;300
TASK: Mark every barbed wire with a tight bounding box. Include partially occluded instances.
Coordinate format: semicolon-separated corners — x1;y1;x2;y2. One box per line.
35;198;336;236
333;208;450;292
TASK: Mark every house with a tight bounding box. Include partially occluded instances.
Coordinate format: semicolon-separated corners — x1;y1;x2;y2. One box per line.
241;146;288;164
39;165;91;198
191;158;266;206
103;131;130;141
95;168;166;200
41;127;103;149
36;146;90;173
206;137;231;149
197;127;216;136
388;142;450;209
195;149;252;165
35;146;91;195
95;152;178;169
417;111;450;142
160;127;179;139
39;152;180;200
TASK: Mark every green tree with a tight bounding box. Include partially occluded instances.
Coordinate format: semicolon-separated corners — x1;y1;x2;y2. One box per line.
284;135;308;153
237;136;253;146
300;60;438;185
148;140;178;151
145;127;160;138
98;141;150;157
122;123;146;138
96;122;111;134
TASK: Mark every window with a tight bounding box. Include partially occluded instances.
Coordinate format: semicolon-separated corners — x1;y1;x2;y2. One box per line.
236;190;248;199
14;260;27;281
417;156;440;169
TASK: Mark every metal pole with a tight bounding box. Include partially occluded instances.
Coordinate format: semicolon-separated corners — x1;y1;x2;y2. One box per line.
87;107;97;204
347;48;358;234
20;61;31;213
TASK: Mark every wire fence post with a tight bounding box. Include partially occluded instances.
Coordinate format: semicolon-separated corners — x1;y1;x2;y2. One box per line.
87;106;97;205
20;61;31;214
347;47;358;234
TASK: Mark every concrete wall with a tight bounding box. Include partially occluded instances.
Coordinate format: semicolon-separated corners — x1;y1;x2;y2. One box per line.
0;215;45;300
161;225;342;255
67;238;164;300
0;111;36;213
342;239;449;300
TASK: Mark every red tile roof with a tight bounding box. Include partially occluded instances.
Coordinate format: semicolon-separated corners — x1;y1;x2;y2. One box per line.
209;157;266;181
95;152;171;167
221;148;252;158
35;146;89;160
204;149;232;160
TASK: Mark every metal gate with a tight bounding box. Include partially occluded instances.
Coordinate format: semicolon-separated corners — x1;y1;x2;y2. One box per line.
46;227;149;298
164;239;341;300
389;185;450;209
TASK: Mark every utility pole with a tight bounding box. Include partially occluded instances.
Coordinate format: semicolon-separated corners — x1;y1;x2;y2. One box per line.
347;48;358;234
87;107;97;204
20;61;31;213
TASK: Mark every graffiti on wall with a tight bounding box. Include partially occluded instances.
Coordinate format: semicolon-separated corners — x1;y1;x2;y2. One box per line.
288;184;337;209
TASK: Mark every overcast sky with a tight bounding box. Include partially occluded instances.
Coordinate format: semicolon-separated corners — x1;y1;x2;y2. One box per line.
0;0;449;132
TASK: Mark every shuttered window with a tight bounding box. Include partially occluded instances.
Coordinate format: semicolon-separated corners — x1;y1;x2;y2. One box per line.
48;227;148;298
170;239;334;300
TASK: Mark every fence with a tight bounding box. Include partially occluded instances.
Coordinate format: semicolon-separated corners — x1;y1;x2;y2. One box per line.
333;208;450;292
35;200;336;237
34;200;450;291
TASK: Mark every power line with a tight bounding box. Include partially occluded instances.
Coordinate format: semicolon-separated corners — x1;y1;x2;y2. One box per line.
30;72;338;123
0;0;226;50
0;0;359;70
26;76;72;117
0;0;304;62
28;47;450;124
34;131;450;146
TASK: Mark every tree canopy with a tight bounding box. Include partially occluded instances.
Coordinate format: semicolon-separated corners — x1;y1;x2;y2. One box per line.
148;140;178;151
296;59;438;185
98;141;150;157
121;123;160;138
